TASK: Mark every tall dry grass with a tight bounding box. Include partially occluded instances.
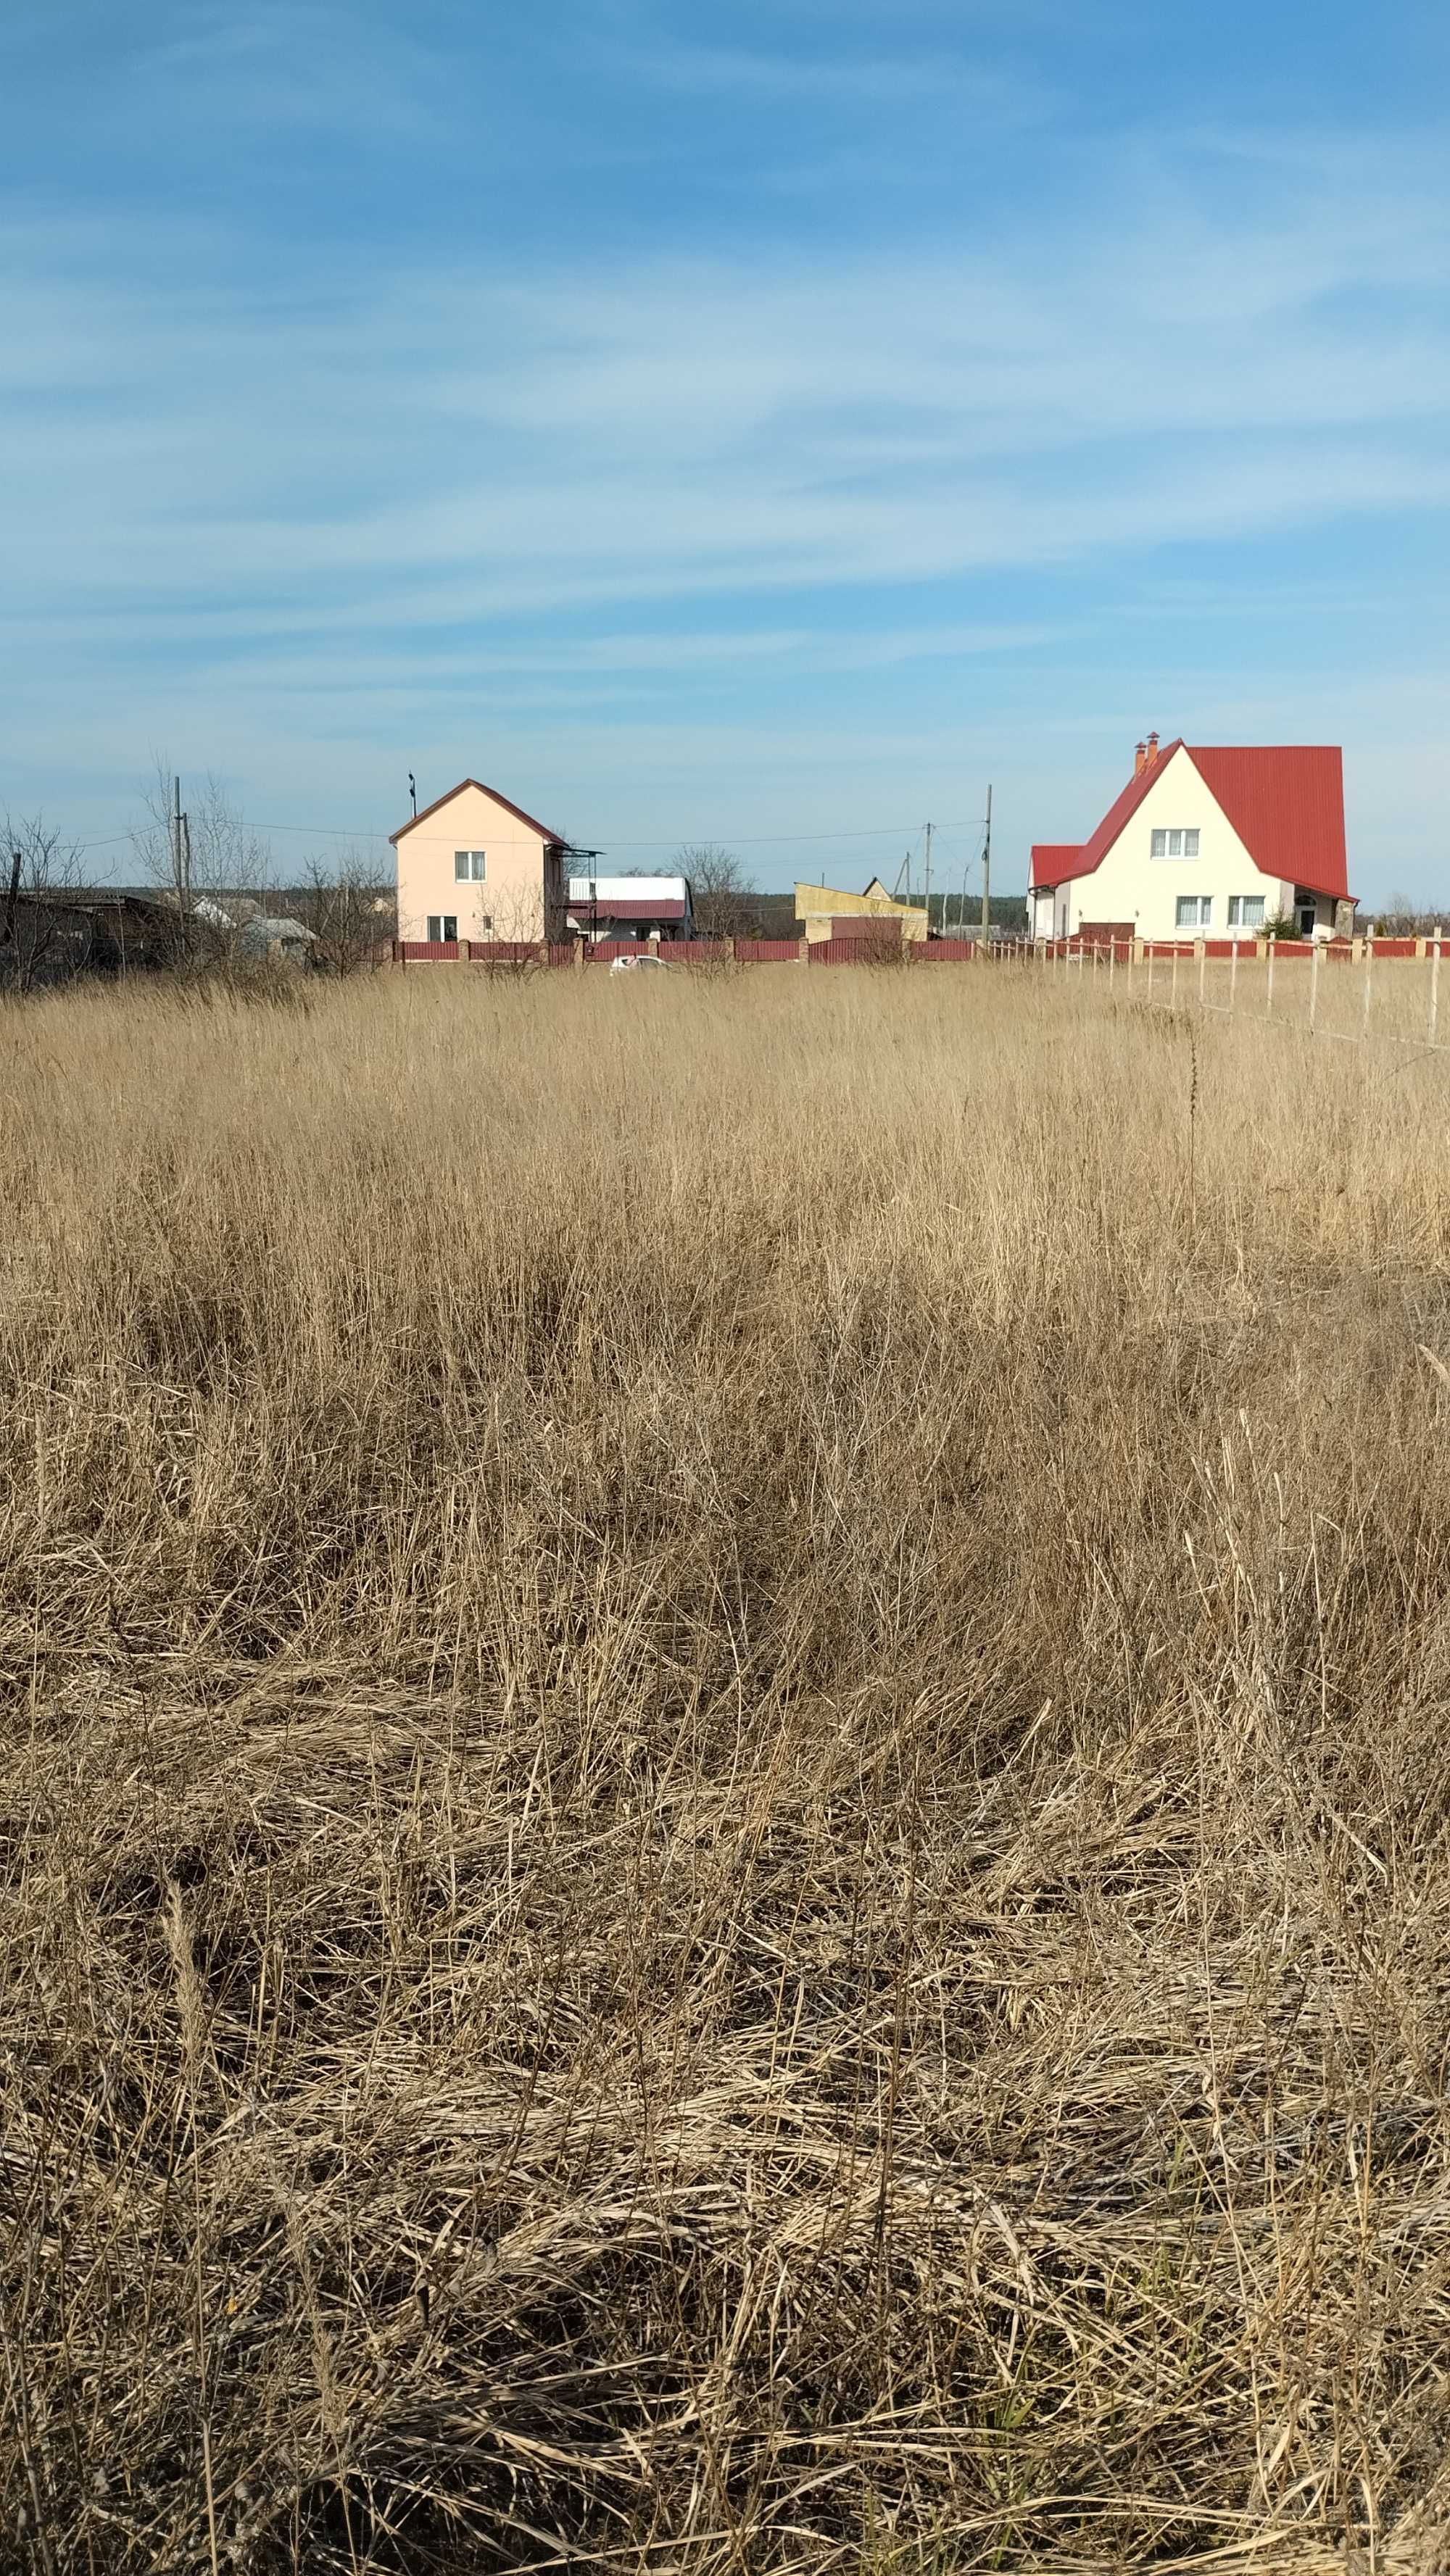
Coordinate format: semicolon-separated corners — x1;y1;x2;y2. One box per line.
3;965;1450;2575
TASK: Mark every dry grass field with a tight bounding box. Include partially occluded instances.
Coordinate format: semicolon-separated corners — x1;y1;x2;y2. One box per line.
4;965;1450;2575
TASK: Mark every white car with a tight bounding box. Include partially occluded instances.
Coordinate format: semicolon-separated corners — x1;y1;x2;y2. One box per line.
608;952;673;975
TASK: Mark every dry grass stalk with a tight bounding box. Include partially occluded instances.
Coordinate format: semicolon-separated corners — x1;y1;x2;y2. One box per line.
2;969;1450;2572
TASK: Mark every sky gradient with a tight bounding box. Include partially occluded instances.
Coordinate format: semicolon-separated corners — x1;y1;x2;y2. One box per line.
3;1;1449;899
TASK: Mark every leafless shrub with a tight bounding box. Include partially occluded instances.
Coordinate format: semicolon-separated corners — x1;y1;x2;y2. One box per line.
3;971;1450;2572
0;811;88;992
297;848;395;975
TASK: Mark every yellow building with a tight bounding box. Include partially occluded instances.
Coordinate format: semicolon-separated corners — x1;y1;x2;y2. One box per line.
793;876;929;944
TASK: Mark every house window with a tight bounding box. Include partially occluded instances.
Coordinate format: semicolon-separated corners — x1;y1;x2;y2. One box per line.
1151;828;1201;859
1227;895;1265;927
426;915;458;943
454;850;486;881
1175;895;1211;929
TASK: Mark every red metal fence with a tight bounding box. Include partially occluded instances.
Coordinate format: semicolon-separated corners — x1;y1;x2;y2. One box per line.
734;938;801;963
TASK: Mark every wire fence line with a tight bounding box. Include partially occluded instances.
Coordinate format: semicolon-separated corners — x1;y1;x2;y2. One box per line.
1035;931;1446;1058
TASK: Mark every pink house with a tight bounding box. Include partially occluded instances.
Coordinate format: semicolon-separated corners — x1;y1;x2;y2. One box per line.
390;778;571;947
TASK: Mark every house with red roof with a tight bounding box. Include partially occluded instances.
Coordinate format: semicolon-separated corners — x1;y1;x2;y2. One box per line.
390;778;571;947
1029;735;1351;944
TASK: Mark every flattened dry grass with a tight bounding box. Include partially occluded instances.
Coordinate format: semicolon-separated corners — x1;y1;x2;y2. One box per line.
4;967;1450;2573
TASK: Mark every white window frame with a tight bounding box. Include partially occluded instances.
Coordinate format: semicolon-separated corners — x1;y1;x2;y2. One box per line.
454;849;486;882
1175;895;1211;930
1227;895;1266;928
426;913;458;944
1152;828;1201;860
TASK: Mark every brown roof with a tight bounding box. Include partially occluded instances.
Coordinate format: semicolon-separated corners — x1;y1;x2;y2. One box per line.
389;778;567;848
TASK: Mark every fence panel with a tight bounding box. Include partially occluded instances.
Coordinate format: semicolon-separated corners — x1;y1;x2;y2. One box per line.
399;940;460;962
657;940;730;965
914;938;977;961
734;938;801;963
809;936;895;965
470;942;544;966
545;942;576;969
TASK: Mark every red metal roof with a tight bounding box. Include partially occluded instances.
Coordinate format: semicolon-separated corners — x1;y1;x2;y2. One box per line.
1027;843;1083;886
1186;747;1347;900
390;778;566;847
1029;740;1348;900
568;897;687;923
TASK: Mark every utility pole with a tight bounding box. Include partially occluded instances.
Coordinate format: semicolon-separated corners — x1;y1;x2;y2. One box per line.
980;786;993;943
924;820;932;937
173;774;192;911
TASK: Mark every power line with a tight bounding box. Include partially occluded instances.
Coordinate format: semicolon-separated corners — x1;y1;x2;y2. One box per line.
69;815;991;855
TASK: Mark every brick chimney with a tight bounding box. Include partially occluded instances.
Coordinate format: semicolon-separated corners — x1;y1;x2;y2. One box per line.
1133;741;1148;776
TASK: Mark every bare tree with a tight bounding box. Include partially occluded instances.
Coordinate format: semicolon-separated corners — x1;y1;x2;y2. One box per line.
1374;890;1446;937
674;844;761;942
297;848;395;976
132;757;273;947
1;813;87;994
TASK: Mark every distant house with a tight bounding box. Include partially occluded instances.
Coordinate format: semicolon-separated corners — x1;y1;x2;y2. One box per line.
389;779;570;947
795;876;927;944
566;873;694;943
1029;736;1352;942
239;913;316;966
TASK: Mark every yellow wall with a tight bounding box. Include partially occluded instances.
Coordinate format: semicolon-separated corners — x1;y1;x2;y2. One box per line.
794;881;929;943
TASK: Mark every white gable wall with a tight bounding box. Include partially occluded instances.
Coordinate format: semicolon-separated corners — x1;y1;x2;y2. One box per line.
1058;752;1293;939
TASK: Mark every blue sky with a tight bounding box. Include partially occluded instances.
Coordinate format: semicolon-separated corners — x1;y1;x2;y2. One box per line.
3;0;1449;899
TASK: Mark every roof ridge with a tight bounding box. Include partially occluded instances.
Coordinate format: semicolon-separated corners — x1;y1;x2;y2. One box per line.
390;777;566;847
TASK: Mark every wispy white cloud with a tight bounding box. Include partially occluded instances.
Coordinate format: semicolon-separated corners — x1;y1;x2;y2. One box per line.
1;92;1449;895
2;136;1448;626
622;33;1053;120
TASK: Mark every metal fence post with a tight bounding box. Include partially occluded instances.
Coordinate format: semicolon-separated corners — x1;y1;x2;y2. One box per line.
1230;939;1238;1014
1171;946;1179;1005
1309;938;1320;1035
1430;926;1442;1049
1146;944;1153;1001
1266;939;1274;1018
1362;932;1373;1041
